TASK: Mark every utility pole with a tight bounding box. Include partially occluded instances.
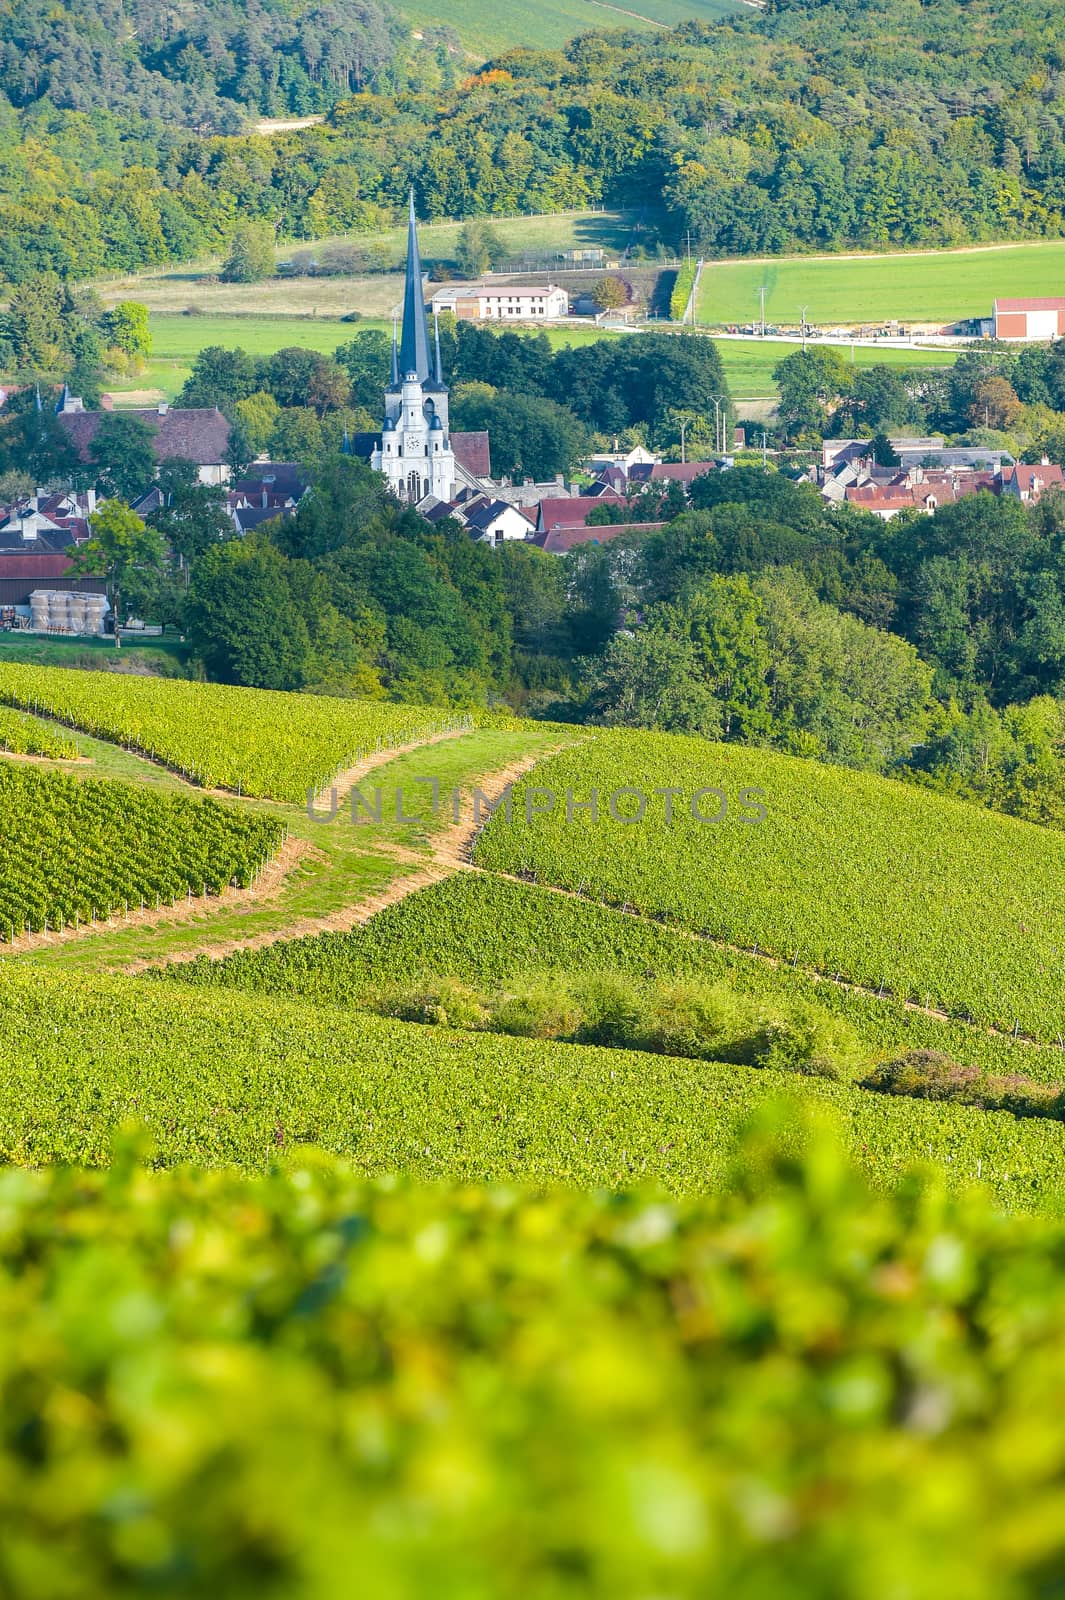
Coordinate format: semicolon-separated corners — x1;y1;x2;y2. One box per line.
679;418;687;464
710;395;728;454
685;230;692;269
799;305;809;350
762;431;768;469
759;285;767;337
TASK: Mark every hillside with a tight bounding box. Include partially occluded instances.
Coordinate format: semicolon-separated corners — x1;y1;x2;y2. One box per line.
7;0;1065;287
5;669;1065;1586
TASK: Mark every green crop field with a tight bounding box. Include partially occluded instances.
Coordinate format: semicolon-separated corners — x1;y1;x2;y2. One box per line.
402;0;740;50
712;337;955;400
167;872;1065;1089
1;963;1063;1209
105;314;956;408
0;663;468;801
0;763;283;938
473;729;1065;1042
696;239;1065;328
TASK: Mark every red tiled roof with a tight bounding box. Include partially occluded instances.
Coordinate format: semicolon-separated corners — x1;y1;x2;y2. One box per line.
451;431;491;479
533;522;664;553
994;298;1065;312
1003;463;1065;489
536;493;625;531
0;554;75;578
57;408;230;466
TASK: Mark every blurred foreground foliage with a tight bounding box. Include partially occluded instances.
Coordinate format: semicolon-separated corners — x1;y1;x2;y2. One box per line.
4;1113;1065;1598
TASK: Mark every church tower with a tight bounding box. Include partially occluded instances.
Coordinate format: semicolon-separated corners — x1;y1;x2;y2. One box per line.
372;191;456;504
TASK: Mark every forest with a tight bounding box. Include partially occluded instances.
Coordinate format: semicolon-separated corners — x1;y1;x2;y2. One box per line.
3;0;1065;283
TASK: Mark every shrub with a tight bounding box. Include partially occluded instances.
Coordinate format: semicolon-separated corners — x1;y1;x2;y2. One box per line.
757;1002;864;1082
639;979;770;1064
370;978;488;1030
862;1049;982;1100
487;977;584;1040
572;970;647;1047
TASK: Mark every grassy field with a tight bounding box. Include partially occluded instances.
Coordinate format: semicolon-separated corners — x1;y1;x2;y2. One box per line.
102;313;956;406
99;209;640;308
403;0;739;49
697;239;1065;328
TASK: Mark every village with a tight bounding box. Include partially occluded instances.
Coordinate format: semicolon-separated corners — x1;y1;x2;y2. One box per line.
2;204;1065;638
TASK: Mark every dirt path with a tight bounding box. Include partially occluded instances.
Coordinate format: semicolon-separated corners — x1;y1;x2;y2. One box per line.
320;724;471;806
126;747;552;973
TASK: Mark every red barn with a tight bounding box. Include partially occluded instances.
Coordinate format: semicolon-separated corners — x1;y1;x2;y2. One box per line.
992;298;1065;341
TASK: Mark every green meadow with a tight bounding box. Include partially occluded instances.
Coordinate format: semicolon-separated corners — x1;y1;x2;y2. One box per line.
108;315;954;406
696;239;1065;327
401;0;740;49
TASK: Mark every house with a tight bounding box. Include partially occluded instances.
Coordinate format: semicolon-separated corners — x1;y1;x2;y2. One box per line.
628;461;717;486
0;490;97;550
228;462;309;533
1000;462;1065;503
534;493;627;534
57;403;232;485
585;445;658;478
430;283;569;322
532;522;665;553
992;298;1065;341
464;498;535;546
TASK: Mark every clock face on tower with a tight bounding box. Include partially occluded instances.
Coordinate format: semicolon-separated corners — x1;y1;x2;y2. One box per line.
404;433;420;454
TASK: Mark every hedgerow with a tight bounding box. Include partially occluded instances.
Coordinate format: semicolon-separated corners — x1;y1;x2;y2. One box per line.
368;969;865;1082
0;764;283;938
160;874;1065;1089
7;1127;1065;1598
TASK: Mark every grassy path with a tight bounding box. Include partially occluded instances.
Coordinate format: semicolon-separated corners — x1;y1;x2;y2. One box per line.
0;722;572;972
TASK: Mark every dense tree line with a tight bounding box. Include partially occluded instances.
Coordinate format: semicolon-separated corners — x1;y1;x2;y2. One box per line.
771;341;1065;461
4;0;1065;282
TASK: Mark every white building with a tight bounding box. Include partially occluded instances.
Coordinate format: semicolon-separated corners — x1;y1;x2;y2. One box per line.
464;498;535;546
368;194;492;505
992;298;1065;341
430;283;569;322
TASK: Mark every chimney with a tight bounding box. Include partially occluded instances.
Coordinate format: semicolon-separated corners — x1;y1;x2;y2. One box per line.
158;402;169;416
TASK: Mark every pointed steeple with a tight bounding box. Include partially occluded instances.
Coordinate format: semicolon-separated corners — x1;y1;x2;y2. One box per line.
398;188;431;382
390;316;399;386
433;310;444;387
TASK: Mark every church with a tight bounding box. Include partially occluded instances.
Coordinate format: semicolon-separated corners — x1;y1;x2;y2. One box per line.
357;194;491;506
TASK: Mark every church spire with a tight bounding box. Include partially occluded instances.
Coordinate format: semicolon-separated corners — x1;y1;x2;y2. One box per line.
391;316;399;386
433;310;443;387
398;188;431;382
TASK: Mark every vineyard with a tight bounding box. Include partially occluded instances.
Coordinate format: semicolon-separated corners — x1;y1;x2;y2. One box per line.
163;873;1065;1090
1;963;1064;1210
0;765;283;938
0;663;468;802
472;730;1065;1044
0;706;79;760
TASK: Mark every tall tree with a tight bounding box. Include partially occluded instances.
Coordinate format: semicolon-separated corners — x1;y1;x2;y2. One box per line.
69;501;165;646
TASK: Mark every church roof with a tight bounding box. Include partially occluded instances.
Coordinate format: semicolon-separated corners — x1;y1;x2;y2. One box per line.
452;432;491;478
399;190;432;384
